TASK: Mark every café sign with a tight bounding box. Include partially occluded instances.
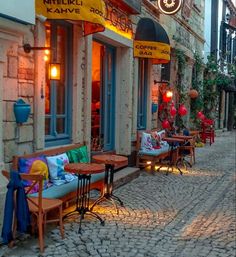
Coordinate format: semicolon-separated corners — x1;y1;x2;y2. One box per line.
157;0;182;15
134;40;170;61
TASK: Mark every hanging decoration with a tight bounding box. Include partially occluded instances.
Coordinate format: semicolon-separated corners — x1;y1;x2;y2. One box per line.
178;104;187;116
162;119;170;129
170;102;177;117
188;89;199;99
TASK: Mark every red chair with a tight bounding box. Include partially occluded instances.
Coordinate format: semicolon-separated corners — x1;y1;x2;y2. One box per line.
200;119;215;145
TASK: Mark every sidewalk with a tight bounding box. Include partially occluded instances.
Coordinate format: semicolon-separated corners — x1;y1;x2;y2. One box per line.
0;130;235;257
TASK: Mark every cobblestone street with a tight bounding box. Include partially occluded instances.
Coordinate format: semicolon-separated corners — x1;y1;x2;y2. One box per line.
1;131;235;257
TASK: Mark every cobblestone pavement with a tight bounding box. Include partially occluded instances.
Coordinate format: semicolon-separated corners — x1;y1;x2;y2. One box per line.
0;131;235;257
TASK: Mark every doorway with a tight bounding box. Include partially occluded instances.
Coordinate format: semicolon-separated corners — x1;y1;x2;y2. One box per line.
91;41;116;152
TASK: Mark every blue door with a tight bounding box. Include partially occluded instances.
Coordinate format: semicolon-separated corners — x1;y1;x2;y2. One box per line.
91;41;116;151
102;46;116;151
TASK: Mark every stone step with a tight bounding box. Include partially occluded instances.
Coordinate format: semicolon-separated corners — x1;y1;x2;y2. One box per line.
113;166;141;189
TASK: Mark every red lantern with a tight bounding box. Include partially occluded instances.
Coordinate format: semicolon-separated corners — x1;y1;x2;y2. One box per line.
178;104;187;116
188;89;199;99
162;119;170;129
200;114;205;121
158;103;164;112
170;104;177;117
163;90;173;103
197;111;203;119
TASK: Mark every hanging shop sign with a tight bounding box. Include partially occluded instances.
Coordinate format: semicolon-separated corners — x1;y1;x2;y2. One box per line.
157;0;182;15
35;0;105;35
104;1;133;39
134;18;170;64
134;41;170;61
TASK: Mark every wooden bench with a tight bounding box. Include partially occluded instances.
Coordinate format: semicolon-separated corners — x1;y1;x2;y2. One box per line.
11;143;104;205
136;130;171;171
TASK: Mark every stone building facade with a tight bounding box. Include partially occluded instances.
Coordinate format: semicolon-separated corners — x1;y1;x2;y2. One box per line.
0;0;205;230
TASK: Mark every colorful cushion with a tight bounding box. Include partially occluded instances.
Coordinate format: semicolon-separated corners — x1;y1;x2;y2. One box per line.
46;153;69;181
66;145;89;163
141;132;154;151
18;156;50;193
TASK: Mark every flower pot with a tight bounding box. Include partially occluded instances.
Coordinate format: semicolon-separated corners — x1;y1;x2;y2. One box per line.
14;99;31;123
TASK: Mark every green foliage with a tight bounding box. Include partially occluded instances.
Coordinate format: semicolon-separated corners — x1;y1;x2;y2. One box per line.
190;52;204;127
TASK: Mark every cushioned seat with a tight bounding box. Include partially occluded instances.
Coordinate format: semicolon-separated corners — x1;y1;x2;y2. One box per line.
139;144;170;156
30;172;105;199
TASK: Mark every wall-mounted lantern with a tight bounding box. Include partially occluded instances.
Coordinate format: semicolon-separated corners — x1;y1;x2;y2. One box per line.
49;63;61;80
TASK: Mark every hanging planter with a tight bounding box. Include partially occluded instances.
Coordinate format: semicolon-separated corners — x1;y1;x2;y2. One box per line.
151;103;158;114
13;99;31;124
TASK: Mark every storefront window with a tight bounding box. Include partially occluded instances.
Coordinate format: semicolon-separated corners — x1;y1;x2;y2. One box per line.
44;21;72;146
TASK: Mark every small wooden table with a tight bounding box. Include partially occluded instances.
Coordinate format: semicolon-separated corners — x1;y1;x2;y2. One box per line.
91;154;128;214
163;137;186;175
63;163;105;233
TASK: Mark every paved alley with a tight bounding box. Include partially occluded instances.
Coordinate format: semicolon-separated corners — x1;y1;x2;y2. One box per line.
0;131;235;257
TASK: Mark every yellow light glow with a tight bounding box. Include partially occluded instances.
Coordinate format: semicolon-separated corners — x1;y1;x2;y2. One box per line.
44;55;49;61
166;90;173;98
146;161;152;165
44;49;50;55
105;22;133;40
49;63;60;80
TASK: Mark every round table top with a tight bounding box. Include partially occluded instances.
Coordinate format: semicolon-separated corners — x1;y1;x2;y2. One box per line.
64;163;105;175
92;154;128;165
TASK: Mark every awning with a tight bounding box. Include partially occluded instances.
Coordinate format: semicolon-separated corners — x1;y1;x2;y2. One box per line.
35;0;105;36
134;18;170;64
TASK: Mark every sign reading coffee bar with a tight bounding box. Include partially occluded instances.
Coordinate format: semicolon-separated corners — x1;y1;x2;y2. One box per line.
134;41;170;60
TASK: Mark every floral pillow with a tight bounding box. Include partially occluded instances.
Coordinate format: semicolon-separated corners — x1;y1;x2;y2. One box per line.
18;156;50;193
46;153;69;181
141;132;154;151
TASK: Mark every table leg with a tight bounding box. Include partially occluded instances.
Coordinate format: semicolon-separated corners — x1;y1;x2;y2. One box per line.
63;174;104;233
90;164;124;214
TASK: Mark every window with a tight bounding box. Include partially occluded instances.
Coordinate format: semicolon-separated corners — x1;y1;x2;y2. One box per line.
45;21;72;146
137;59;148;130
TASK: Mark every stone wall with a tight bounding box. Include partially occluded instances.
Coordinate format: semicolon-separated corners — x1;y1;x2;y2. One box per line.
0;17;34;232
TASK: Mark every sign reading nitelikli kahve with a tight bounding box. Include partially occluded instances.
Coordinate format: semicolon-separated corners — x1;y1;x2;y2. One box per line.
35;0;105;28
157;0;183;15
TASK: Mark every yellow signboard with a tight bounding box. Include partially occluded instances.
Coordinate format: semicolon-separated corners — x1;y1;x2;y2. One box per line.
35;0;105;34
133;40;170;61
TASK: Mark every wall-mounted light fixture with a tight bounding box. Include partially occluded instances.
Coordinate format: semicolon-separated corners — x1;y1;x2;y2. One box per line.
49;63;61;80
23;43;51;53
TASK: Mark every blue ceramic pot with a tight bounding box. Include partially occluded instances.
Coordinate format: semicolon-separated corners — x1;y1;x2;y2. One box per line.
152;103;158;114
14;99;31;123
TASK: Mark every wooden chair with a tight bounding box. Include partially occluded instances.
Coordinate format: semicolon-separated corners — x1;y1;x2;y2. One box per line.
2;170;64;253
200;119;215;145
177;138;196;166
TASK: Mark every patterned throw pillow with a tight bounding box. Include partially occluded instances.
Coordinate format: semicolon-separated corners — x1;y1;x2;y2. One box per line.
66;145;89;163
141;132;154;151
18;156;50;193
46;153;69;180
